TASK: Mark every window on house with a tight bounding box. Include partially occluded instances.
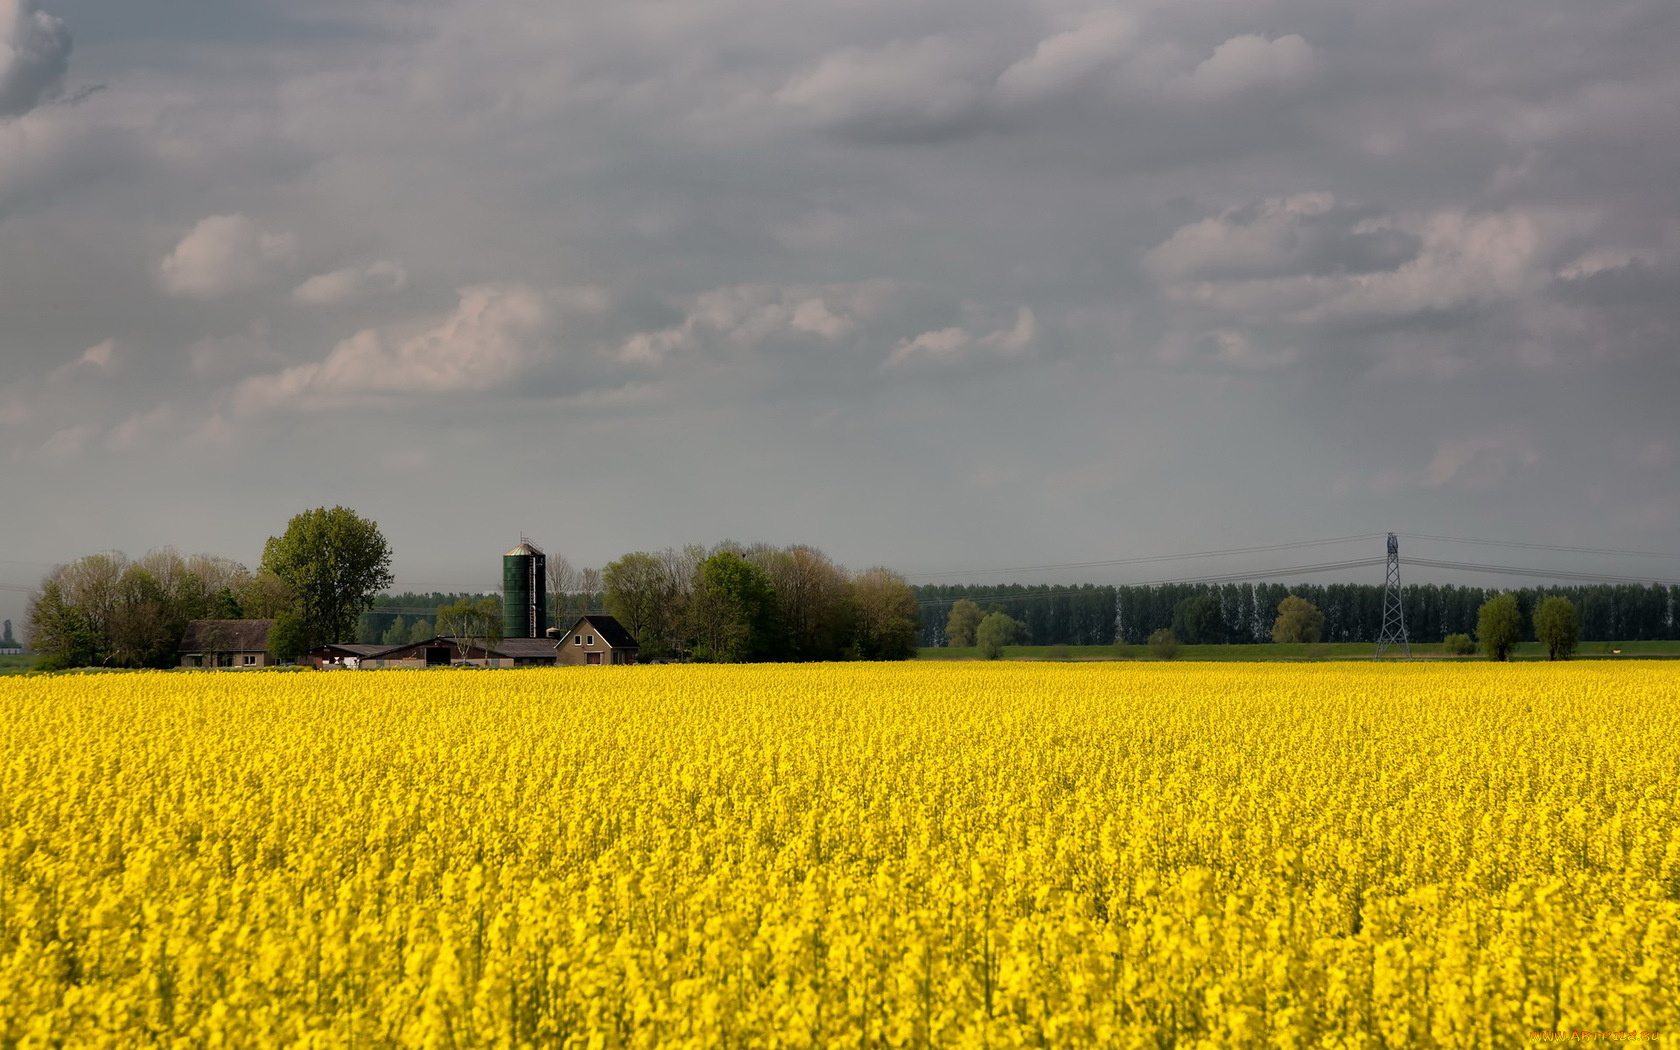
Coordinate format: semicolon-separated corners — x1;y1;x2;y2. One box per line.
574;635;582;645
243;654;257;665
587;635;594;644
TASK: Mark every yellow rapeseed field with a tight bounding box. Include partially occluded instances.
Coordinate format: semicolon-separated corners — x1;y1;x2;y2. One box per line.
1;663;1676;1048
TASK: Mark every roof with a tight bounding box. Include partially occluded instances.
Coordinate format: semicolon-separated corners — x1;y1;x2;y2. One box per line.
310;643;394;658
404;636;563;659
491;637;565;658
505;542;544;557
180;619;275;653
572;614;639;649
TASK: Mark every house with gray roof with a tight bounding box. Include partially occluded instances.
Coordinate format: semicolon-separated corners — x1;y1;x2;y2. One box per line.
179;619;277;668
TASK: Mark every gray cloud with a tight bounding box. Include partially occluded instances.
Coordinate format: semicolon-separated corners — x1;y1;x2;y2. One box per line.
0;0;69;117
1;0;1677;633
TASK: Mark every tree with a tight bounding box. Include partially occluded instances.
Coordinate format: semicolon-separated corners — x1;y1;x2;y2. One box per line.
548;555;590;630
26;581;102;670
0;619;12;647
267;612;309;664
946;599;984;648
24;549;254;669
754;546;852;661
975;611;1026;659
603;552;675;654
1476;593;1523;662
1270;594;1325;644
238;571;298;620
260;506;394;648
105;564;176;668
185;554;252;605
850;568;920;660
209;587;244;620
437;597;503;664
382;616;409;646
1443;633;1476;656
408;618;434;644
1533;596;1579;661
56;553;125;643
689;551;779;662
1172;594;1226;645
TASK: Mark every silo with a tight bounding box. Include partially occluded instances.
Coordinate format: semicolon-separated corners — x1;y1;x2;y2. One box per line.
502;542;547;639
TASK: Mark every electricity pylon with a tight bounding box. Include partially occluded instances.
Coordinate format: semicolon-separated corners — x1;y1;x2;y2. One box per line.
1374;532;1411;657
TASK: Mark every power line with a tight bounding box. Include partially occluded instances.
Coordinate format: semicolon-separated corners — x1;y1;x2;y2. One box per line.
1402;534;1680;560
1406;557;1680;587
913;555;1680;608
902;534;1384;580
916;558;1387;606
905;533;1680;589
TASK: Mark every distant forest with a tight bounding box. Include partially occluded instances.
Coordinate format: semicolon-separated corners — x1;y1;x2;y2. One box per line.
913;582;1680;648
362;581;1680;650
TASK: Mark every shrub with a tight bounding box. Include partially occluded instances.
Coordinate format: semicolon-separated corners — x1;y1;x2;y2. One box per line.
976;612;1027;660
1443;633;1476;656
1147;628;1181;660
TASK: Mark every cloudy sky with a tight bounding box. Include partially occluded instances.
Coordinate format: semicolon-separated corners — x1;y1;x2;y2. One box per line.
2;0;1677;624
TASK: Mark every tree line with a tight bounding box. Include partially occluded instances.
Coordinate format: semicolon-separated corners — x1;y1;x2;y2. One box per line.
914;581;1680;647
598;544;918;661
24;509;922;667
356;543;924;662
25;506;393;670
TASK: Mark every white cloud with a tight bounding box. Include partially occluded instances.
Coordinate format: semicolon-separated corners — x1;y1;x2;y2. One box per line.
1148;193;1342;282
158;214;297;299
47;338;117;383
0;0;70;118
1175;34;1321;102
232;284;551;414
1356;430;1540;495
1146;196;1614;374
884;306;1036;369
104;403;179;453
20;421;97;464
1300;208;1585;322
774;36;997;141
621;282;896;365
994;13;1137;111
291;260;409;306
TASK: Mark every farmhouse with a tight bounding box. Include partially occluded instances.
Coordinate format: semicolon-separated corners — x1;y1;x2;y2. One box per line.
179;619;277;668
550;614;640;666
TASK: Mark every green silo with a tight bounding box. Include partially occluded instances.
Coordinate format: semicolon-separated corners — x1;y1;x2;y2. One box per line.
502;542;547;639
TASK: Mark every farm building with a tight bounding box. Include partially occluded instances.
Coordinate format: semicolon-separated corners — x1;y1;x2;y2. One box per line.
179;619;277;668
308;542;639;669
311;636;575;669
308;643;399;670
550;614;640;666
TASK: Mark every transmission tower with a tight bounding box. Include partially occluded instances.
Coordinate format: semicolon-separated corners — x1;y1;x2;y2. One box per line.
1374;532;1411;657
